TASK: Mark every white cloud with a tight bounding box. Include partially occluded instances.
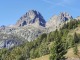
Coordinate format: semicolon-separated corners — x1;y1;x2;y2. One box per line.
56;0;71;7
41;0;54;5
41;0;72;7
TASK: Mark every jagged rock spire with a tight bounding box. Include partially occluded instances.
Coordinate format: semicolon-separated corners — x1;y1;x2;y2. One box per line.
16;10;46;27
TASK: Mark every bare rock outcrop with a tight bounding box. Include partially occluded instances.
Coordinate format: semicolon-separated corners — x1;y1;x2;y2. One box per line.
16;10;46;27
46;12;73;32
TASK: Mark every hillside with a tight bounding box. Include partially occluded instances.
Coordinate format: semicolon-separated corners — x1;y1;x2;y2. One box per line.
32;21;80;60
0;10;73;49
32;45;80;60
32;55;49;60
32;25;80;60
0;19;80;60
0;10;80;60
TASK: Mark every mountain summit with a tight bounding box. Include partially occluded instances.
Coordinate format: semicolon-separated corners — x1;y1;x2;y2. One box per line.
46;12;73;32
0;11;74;49
16;10;46;27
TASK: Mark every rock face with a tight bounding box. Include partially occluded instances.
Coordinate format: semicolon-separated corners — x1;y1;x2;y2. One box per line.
58;12;73;22
0;33;23;49
0;39;22;49
0;10;47;47
16;10;46;27
0;25;6;30
0;10;73;49
1;26;46;40
75;16;80;20
46;12;73;32
0;11;73;42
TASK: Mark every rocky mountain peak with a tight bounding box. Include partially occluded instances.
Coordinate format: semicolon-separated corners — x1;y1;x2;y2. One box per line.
0;25;6;30
59;12;73;21
46;12;73;32
75;16;80;20
16;10;46;27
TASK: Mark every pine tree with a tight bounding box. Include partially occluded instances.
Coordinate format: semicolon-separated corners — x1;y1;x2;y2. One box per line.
74;32;79;43
72;33;78;55
73;44;78;55
71;32;79;47
50;30;66;60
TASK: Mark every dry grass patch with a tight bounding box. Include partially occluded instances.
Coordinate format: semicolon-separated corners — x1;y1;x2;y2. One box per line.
32;55;49;60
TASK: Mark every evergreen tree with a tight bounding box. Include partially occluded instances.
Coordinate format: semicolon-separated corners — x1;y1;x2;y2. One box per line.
71;32;79;47
74;32;79;43
50;30;66;60
73;44;78;55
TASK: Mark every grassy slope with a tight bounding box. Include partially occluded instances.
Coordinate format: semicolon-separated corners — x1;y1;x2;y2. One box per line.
32;45;80;60
65;45;80;58
32;55;49;60
32;25;80;60
68;24;80;35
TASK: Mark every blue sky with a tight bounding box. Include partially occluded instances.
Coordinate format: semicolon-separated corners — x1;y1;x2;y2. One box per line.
0;0;80;26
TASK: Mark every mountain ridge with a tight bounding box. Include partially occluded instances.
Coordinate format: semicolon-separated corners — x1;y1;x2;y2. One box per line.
0;10;78;49
15;10;46;27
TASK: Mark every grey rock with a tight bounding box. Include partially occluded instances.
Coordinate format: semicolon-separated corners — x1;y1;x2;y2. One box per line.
0;25;47;41
0;39;22;49
0;11;73;43
0;25;6;30
0;32;24;49
75;16;80;20
46;12;73;32
0;11;74;49
16;10;46;27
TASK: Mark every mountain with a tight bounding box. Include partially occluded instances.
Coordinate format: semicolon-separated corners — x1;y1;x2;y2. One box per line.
0;10;73;49
0;39;22;49
46;12;73;32
75;16;80;20
16;10;46;27
0;25;6;30
0;10;46;41
0;10;80;60
0;33;24;49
